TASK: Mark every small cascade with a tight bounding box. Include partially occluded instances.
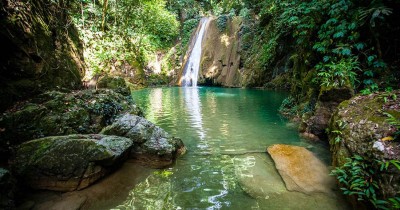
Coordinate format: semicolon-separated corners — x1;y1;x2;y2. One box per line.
181;17;209;87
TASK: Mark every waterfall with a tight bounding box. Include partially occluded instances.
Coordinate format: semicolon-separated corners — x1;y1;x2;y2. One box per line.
181;17;209;87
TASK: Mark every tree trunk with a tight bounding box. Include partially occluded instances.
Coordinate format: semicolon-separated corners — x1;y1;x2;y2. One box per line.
101;0;109;31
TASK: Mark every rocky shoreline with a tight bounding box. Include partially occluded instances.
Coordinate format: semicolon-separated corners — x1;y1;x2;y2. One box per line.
0;87;186;209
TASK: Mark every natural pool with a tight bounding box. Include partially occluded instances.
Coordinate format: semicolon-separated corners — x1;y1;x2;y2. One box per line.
110;87;349;209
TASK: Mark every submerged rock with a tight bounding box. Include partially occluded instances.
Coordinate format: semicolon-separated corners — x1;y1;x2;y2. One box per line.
11;134;133;191
0;89;142;161
329;91;400;201
267;144;335;194
235;153;350;210
101;114;186;168
234;154;286;198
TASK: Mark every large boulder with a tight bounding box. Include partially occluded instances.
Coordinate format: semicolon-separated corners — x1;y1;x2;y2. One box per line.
234;154;287;198
0;89;142;161
11;134;133;191
235;153;350;210
267;144;336;194
101;114;186;168
0;0;85;112
301;87;354;140
329;91;400;203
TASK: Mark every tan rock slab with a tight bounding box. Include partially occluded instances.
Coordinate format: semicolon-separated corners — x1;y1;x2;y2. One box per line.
267;144;335;194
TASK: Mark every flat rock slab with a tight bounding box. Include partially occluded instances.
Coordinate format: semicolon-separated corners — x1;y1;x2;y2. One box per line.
267;144;335;194
234;153;286;199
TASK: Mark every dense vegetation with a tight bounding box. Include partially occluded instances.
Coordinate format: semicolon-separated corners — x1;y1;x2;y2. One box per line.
65;0;180;86
1;0;399;209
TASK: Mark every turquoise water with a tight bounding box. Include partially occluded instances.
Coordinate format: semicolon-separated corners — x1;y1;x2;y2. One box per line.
112;87;348;210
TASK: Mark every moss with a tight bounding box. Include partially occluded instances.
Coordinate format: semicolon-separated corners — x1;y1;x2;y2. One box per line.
0;89;142;156
329;90;400;202
0;0;84;112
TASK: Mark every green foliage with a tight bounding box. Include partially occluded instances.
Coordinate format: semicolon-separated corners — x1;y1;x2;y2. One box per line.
237;0;397;92
315;58;359;88
70;0;179;79
329;120;347;144
181;18;200;49
278;96;298;116
216;15;229;32
383;111;400;141
331;155;400;209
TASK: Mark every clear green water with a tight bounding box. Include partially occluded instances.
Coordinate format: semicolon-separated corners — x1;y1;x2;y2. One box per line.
112;87;348;210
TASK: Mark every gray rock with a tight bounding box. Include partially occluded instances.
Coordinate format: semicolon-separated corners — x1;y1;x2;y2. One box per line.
0;89;142;162
11;134;133;191
101;114;186;168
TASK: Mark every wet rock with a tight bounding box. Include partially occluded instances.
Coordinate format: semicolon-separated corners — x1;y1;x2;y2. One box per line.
101;114;186;168
97;75;131;96
303;87;353;140
267;144;335;194
178;16;242;87
0;89;142;161
11;134;133;191
329;90;400;199
0;168;16;209
234;154;286;198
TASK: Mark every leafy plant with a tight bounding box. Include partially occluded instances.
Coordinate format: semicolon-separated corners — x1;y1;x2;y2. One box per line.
316;58;359;88
383;112;400;141
216;15;229;32
332;155;400;209
279;96;298;116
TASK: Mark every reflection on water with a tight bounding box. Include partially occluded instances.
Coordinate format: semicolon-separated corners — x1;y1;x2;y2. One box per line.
183;87;206;140
113;87;348;210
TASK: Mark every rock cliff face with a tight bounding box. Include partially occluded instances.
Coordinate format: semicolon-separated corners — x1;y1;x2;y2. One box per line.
300;87;354;140
0;0;85;112
199;17;242;87
179;16;243;87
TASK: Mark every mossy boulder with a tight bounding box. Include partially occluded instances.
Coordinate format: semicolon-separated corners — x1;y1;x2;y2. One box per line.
97;75;130;96
11;134;133;191
329;90;400;204
0;89;142;161
101;114;186;168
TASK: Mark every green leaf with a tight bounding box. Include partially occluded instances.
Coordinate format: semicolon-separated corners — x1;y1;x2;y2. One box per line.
333;31;344;38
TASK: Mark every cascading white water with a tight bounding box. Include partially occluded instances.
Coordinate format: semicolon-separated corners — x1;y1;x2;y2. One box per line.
181;17;209;87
